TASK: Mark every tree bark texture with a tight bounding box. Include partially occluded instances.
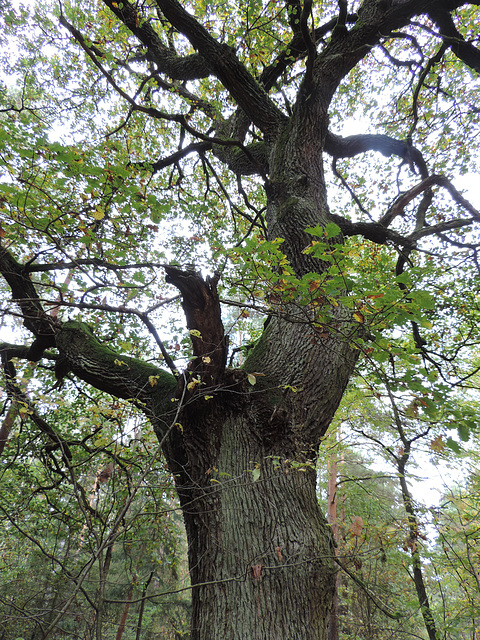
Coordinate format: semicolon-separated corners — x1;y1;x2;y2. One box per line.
176;409;336;640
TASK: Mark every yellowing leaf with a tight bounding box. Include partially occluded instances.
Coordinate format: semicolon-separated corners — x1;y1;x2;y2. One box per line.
148;375;159;387
92;208;105;220
430;435;445;452
247;373;257;385
187;377;201;391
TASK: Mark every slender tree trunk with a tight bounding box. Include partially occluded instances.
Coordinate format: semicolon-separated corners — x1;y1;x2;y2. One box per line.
115;583;134;640
135;573;153;640
398;465;439;640
327;448;339;640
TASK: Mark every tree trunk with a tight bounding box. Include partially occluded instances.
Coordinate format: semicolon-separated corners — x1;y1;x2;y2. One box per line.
163;310;358;638
174;407;336;640
157;112;360;637
327;446;340;640
161;254;358;637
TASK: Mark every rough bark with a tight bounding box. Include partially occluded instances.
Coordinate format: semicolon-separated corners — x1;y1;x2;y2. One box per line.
179;411;336;640
154;253;357;638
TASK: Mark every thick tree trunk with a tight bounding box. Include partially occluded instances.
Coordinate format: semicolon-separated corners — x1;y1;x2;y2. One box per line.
174;406;336;640
161;261;358;637
164;328;358;639
158;112;361;637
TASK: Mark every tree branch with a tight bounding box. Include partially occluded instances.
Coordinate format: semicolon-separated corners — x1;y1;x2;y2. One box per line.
2;354;72;463
155;0;286;133
164;267;227;389
429;6;480;73
24;258;169;273
325;131;429;178
259;14;358;92
100;0;211;80
380;174;480;227
59;15;195;127
54;321;177;426
0;243;56;359
331;172;479;249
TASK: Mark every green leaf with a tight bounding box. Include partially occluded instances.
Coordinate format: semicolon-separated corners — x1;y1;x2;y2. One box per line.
446;437;462;454
457;423;470;442
325;222;341;238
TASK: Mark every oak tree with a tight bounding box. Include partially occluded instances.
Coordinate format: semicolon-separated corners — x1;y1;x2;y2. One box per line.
1;1;480;638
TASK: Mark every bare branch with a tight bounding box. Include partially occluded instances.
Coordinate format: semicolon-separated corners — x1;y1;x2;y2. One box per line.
380;174;480;227
24;258;169;273
325;131;429;178
59;15;194;127
408;42;448;140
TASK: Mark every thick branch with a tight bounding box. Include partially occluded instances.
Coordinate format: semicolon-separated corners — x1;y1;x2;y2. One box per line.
0;343;34;360
155;0;286;133
100;0;211;80
304;0;469;110
55;321;177;427
260;14;357;91
148;142;211;173
325;131;429;178
0;244;56;359
211;140;269;177
429;6;480;73
164;267;227;388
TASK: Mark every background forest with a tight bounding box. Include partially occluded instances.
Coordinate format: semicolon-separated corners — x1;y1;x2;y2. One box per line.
1;0;480;638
